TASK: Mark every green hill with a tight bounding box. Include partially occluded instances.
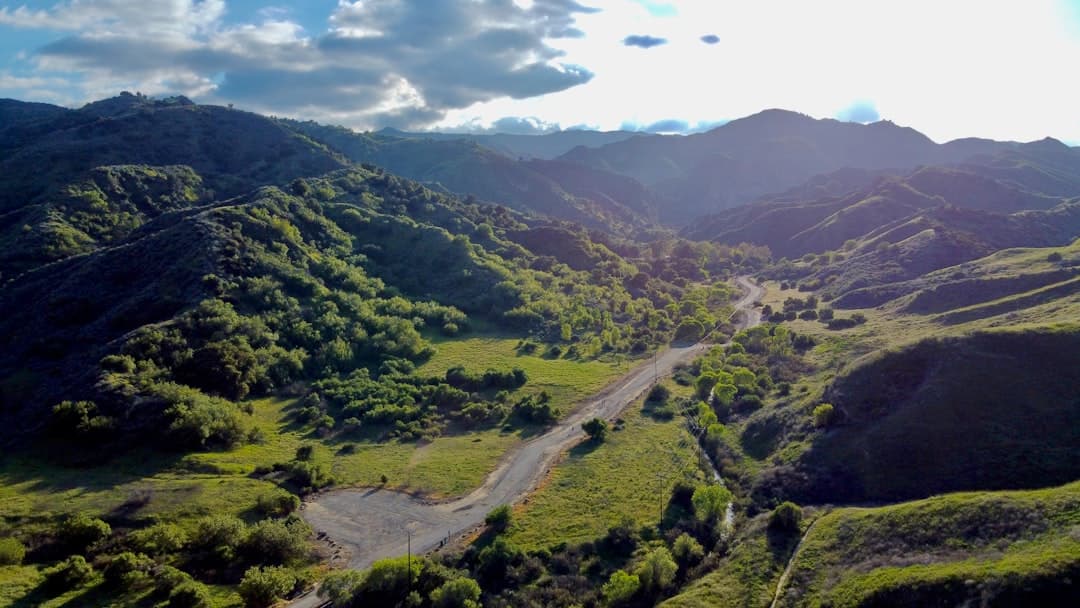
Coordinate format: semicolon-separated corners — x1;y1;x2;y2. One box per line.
750;325;1080;506
776;482;1080;607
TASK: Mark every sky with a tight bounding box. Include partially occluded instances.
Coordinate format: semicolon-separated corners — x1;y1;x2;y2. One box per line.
1;0;1079;143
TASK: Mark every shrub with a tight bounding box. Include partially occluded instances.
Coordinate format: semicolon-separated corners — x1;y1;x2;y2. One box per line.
798;309;818;321
58;513;111;552
485;505;513;533
671;533;704;569
813;403;835;428
240;518;310;565
257;491;301;517
239;566;297;608
602;570;640;606
294;444;315;461
636;547;677;594
646;383;670;403
583;417;609;442
153;565;193;598
169;581;212;608
44;555;94;590
430;577;482;608
769;501;803;533
132;523;188;556
818;308;834;321
691;484;731;525
0;537;25;565
104;552;153;587
1047;251;1063;262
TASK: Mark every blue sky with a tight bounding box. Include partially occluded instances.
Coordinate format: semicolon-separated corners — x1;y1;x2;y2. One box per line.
1;0;1079;143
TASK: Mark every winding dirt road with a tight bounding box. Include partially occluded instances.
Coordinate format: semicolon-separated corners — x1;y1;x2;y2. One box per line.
293;277;762;606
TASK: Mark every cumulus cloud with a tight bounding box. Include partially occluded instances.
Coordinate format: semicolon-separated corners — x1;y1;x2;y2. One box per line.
700;34;720;44
623;34;667;48
1;0;597;129
836;100;881;123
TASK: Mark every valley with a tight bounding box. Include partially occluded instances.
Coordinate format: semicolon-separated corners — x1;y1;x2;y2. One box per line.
0;91;1077;608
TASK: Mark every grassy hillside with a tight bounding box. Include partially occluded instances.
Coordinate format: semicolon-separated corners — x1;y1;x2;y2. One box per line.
776;482;1080;607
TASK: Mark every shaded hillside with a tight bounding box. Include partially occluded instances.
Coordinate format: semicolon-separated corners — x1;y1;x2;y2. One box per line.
751;326;1080;505
283;120;659;232
688;148;1080;260
832;239;1080;310
561;109;1014;222
777;482;1080;608
0;94;348;213
0;165;209;278
807;201;1080;300
376;127;637;159
0;166;745;443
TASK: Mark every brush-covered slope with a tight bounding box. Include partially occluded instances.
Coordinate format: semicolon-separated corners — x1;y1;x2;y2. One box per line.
832;238;1080;310
776;482;1080;607
376;127;638;160
0;164;741;446
561;109;1014;222
283;120;660;232
0;93;348;214
0;164;210;278
751;325;1080;506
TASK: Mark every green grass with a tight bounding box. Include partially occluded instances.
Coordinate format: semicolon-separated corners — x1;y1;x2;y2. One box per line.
777;482;1080;607
418;331;631;407
507;383;703;551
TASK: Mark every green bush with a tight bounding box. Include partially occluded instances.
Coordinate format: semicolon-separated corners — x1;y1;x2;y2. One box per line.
647;383;671;403
602;570;640;606
104;552;153;587
583;417;609;442
769;501;803;534
485;505;513;533
239;566;297;608
672;533;704;569
58;513;111;552
0;537;26;565
257;491;301;517
44;555;94;590
636;547;678;594
813;403;836;429
239;518;310;565
168;581;212;608
430;577;482;608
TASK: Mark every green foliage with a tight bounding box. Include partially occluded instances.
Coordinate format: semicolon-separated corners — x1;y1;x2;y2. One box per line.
637;546;678;594
583;417;609;442
430;577;482;608
602;570;640;606
691;485;731;525
58;512;111;553
647;383;671;403
813;403;836;428
168;580;212;608
239;518;311;566
103;551;153;587
239;566;297;608
189;515;245;567
256;490;301;517
0;537;26;566
485;504;513;533
672;533;705;569
44;554;93;591
769;502;803;534
319;569;365;605
131;522;188;557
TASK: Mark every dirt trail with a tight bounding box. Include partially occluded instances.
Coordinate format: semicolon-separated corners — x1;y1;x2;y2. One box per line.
292;277;762;607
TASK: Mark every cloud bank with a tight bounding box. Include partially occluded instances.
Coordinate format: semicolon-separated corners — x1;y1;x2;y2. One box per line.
0;0;597;128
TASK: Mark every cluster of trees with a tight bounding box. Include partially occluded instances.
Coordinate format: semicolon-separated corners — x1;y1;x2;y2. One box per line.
6;506;313;608
321;481;732;607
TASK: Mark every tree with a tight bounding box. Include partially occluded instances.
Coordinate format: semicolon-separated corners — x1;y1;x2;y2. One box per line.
583;417;609;442
430;577;482;608
104;552;153;587
319;570;365;605
0;538;25;566
485;504;513;533
58;513;111;553
813;403;835;428
691;484;731;525
602;570;640;606
769;501;803;534
646;383;670;403
672;533;704;570
168;581;212;608
636;546;677;594
44;555;94;590
239;566;296;608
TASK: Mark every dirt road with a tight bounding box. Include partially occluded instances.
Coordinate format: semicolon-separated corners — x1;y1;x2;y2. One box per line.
293;277;762;606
